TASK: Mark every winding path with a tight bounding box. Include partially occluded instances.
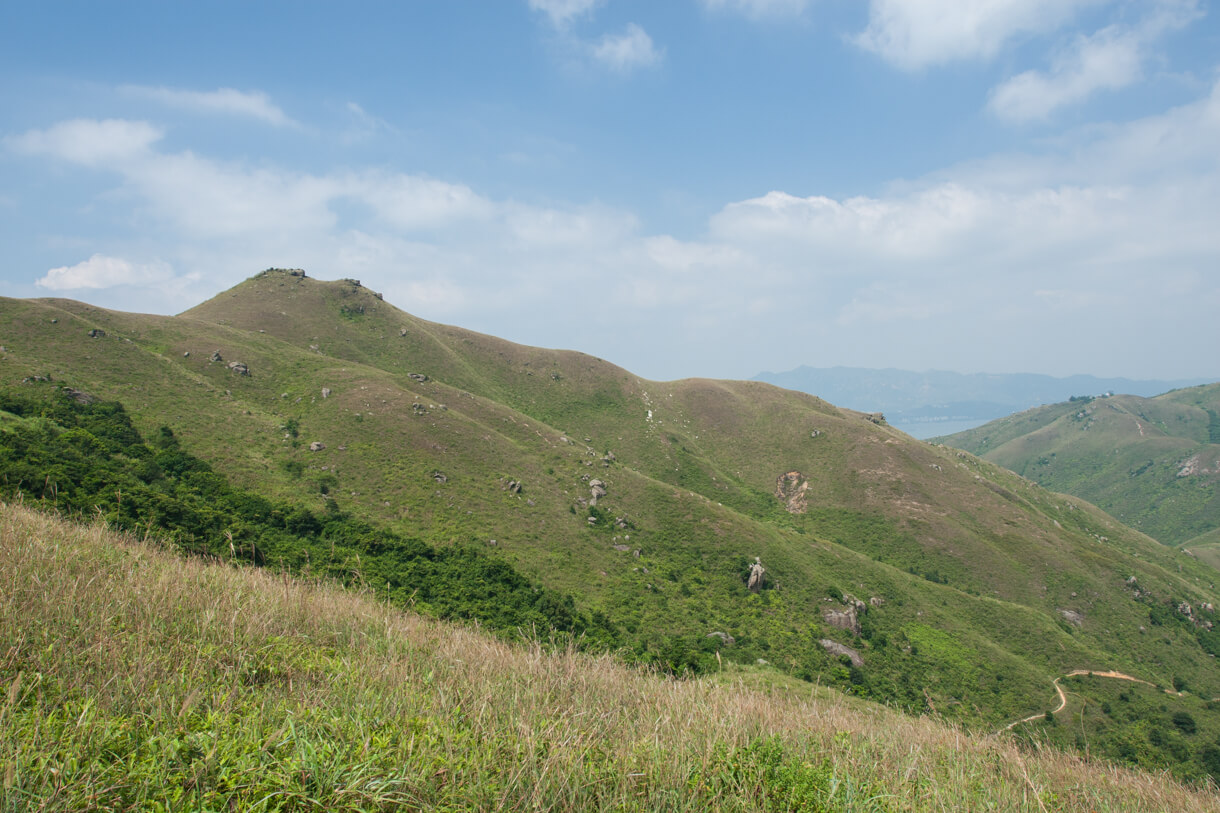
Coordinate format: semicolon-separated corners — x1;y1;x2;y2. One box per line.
1002;670;1160;732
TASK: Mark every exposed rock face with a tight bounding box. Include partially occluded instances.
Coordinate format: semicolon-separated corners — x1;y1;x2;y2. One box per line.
747;558;766;592
308;441;325;452
228;361;249;376
823;607;861;636
775;471;809;514
820;639;863;667
707;631;736;647
62;387;97;404
1059;609;1084;626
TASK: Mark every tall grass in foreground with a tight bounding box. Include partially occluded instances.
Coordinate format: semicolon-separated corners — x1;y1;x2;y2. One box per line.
1;503;1216;812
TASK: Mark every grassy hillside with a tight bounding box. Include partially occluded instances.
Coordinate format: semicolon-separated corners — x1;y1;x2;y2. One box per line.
935;387;1220;545
4;269;1220;775
4;502;1218;811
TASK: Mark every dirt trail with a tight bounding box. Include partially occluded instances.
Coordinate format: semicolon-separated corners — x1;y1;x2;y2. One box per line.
1002;670;1163;732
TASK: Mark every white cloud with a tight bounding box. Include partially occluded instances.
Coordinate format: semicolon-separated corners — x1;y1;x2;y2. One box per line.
528;0;602;29
589;24;663;73
121;86;296;126
7;119;162;167
988;26;1141;122
854;0;1104;70
37;254;174;290
700;0;811;19
13;77;1220;380
987;2;1202;122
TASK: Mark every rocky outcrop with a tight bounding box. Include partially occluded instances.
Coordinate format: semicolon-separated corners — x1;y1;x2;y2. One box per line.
62;387;96;404
747;558;766;592
589;479;607;505
227;361;249;376
1059;609;1084;626
775;471;809;514
823;606;861;636
820;639;863;667
707;631;735;647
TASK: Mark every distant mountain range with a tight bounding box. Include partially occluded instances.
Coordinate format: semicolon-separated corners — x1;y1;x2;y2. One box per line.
753;366;1214;438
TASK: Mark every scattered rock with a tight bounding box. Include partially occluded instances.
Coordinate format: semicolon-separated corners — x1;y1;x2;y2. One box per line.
775;471;809;514
869;596;886;607
612;544;631;552
589;479;607;505
308;441;325;452
408;373;429;383
819;639;863;667
399;328;408;337
322;388;331;399
747;558;766;593
1059;609;1084;626
707;631;735;647
88;329;106;338
182;351;190;357
824;606;861;636
227;361;249;376
576;497;588;508
615;516;630;529
432;472;448;484
22;375;52;383
863;412;886;425
210;350;223;362
587;516;598;525
507;480;523;494
61;387;96;404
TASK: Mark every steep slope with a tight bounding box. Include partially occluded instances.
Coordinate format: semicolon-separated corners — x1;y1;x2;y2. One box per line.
936;387;1220;545
3;269;1220;748
9;503;1219;810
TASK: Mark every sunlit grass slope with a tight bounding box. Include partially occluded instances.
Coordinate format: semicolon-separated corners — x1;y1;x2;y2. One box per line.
937;387;1220;546
3;269;1220;764
3;502;1217;812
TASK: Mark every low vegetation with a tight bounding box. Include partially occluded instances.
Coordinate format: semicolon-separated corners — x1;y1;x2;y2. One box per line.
4;503;1219;811
937;386;1220;546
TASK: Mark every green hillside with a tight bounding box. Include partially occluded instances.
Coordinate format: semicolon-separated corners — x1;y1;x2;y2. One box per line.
4;269;1220;779
935;387;1220;545
9;503;1219;811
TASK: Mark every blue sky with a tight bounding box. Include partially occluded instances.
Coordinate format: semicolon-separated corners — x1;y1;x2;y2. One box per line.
2;0;1218;382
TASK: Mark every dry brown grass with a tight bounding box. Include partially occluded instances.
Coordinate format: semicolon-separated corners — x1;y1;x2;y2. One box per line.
2;501;1217;811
